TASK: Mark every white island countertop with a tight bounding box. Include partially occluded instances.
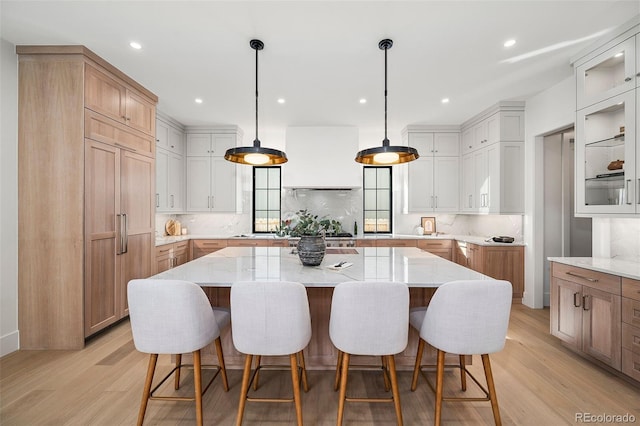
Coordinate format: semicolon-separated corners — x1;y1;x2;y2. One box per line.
152;246;491;287
548;257;640;281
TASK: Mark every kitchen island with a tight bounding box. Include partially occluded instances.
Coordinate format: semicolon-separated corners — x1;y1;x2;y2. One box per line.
152;246;491;369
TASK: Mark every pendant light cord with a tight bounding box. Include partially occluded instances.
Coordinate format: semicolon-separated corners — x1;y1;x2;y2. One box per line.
254;45;260;145
383;44;388;145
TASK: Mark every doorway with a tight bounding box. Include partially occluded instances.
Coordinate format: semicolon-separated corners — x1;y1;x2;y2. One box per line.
542;127;592;306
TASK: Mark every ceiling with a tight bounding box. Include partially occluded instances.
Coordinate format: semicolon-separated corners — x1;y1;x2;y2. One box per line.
2;1;638;147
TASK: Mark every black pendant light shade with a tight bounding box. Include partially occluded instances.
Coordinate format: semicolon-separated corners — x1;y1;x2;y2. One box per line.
355;39;419;165
225;39;287;165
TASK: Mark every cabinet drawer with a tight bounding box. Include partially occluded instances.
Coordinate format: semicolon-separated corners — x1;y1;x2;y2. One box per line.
174;241;189;255
416;239;453;250
85;109;154;158
155;244;173;256
356;240;376;247
270;239;290;247
622;349;640;382
623;278;640;302
227;239;266;247
622;323;640;354
377;239;416;247
623;297;640;328
551;263;621;294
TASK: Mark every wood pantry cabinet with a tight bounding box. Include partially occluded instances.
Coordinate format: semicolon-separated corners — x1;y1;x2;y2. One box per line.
186;129;242;212
17;46;157;349
550;262;621;370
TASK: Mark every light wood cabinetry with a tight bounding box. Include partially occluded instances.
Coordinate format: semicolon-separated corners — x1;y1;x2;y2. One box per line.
454;241;524;301
550;262;622;370
460;103;525;214
404;128;460;213
622;277;640;381
573;23;639;216
416;239;453;261
17;46;157;348
191;239;228;259
154;241;189;274
186;129;241;212
155;115;185;213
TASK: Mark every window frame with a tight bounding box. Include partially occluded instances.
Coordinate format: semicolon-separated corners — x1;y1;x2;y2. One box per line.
362;166;393;234
252;166;282;234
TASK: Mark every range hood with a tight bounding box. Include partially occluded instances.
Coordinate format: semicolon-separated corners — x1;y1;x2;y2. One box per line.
282;126;362;189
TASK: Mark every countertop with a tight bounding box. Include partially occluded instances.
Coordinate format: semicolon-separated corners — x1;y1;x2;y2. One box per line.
548;257;640;281
155;233;525;247
151;246;491;287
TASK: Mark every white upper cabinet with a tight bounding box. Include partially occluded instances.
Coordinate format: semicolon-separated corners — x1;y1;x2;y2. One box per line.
155;115;185;213
576;36;636;110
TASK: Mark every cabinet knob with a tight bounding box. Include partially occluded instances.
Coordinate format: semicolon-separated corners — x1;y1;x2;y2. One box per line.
624;77;632;82
636;72;640;77
468;145;472;149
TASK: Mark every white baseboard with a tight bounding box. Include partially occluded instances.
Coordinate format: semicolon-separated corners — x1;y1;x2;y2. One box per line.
1;330;19;357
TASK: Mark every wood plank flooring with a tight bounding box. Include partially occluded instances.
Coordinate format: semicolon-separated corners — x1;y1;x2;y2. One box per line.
2;304;639;425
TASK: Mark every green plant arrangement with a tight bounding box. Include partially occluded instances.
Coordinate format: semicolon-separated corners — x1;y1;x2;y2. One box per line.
276;209;342;237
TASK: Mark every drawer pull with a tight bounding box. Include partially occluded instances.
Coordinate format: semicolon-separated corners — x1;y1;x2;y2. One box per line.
582;295;590;311
573;292;581;308
566;271;598;283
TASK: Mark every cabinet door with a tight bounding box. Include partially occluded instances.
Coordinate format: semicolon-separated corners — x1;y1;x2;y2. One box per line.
155;149;169;211
187;134;212;156
156;119;170;150
582;286;622;369
576;91;636;214
467;243;484;272
433;133;459;156
474;149;488;211
186;156;212;212
120;150;154;317
85;64;126;123
168;127;185;155
125;90;155;136
434;157;459;211
85;140;119;337
550;278;582;350
491;142;524;214
211;157;237;212
576;37;636;109
211;134;236;156
482;246;524;299
408;157;435;212
168;152;184;211
460;153;475;212
461;127;475;155
174;242;189;266
474;120;488;147
154;245;173;275
407;133;434;155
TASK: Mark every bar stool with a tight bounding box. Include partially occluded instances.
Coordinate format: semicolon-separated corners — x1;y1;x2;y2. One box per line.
329;281;409;426
231;281;312;426
410;280;512;426
127;279;230;426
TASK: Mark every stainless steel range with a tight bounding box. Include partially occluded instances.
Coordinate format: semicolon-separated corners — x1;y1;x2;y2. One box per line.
288;233;356;248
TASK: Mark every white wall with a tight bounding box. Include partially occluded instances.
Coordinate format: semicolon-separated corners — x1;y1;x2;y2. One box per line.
593;218;640;262
523;76;576;308
1;39;19;356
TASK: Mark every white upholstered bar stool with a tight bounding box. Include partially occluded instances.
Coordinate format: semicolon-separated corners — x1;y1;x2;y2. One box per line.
410;280;512;426
329;281;409;426
127;279;230;426
231;281;312;426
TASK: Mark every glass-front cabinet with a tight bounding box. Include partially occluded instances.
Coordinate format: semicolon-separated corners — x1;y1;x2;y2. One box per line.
576;91;636;214
576;37;636;110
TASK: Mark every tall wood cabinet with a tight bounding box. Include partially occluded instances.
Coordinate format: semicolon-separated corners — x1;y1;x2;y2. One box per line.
17;46;157;349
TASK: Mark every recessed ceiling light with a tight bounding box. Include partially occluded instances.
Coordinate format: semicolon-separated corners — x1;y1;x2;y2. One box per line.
359;98;367;104
504;39;516;48
277;98;285;104
614;52;624;57
441;98;450;104
195;98;203;104
129;41;142;50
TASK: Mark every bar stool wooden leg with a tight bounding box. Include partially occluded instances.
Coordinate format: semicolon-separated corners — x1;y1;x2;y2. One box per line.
298;350;309;392
337;352;350;426
334;351;343;391
435;349;445;426
459;354;467;391
482;354;502;426
290;353;304;426
382;356;391;391
193;350;203;426
411;338;425;391
236;354;253;426
253;355;262;391
214;337;229;391
137;353;158;426
174;354;182;390
387;355;403;426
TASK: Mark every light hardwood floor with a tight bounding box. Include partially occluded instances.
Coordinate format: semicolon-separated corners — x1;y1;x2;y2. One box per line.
2;304;639;425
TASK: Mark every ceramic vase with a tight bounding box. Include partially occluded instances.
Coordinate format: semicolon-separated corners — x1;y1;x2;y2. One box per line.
297;235;326;266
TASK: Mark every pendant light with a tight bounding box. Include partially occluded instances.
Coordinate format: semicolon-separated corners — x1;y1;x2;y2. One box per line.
225;39;288;165
355;39;419;165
